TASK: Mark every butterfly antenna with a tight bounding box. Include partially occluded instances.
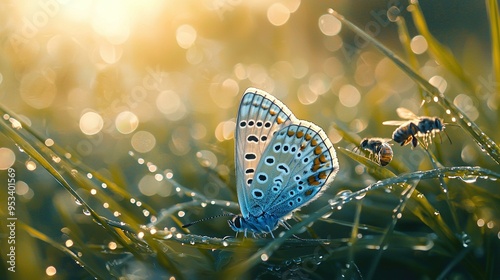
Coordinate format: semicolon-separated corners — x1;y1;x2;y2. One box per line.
182;213;235;228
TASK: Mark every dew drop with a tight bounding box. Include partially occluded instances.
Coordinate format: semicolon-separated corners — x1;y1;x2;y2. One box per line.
336;190;352;199
261;253;269;261
165;232;173;239
222;241;228;247
460;232;471;247
433;210;440;216
322;212;333;219
460;175;478;183
9;118;22;129
74;199;82;206
355;192;366;200
52;155;61;163
82;208;91;216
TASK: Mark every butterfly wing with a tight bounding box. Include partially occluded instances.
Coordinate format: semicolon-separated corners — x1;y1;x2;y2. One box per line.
255;122;339;218
235;88;297;218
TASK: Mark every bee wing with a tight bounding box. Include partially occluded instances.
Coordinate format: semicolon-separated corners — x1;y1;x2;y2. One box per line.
396;107;419;120
382;120;408;126
370;137;393;143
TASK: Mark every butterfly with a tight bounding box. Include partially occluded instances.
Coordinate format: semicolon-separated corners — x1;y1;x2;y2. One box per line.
228;88;340;237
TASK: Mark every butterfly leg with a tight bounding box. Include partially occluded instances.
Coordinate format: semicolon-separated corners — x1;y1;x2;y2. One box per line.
266;225;275;239
279;220;305;240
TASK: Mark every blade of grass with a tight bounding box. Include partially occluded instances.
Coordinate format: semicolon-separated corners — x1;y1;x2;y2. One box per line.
421;148;461;232
486;0;500;100
332;121;409;173
408;1;476;91
330;9;500;164
0;116;147;258
366;179;419;280
339;147;397;178
19;221;106;279
224;166;500;275
0;104;158;223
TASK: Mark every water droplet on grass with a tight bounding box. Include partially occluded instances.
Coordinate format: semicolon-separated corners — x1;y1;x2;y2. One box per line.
460;175;478;183
82;208;91;216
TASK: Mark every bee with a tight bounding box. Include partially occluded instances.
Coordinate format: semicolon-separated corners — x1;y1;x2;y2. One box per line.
359;138;393;166
383;108;449;148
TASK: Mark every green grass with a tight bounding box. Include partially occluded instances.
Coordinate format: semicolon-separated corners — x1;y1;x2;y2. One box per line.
1;2;500;279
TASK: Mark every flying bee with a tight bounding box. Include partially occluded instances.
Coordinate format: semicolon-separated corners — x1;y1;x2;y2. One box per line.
383;108;450;148
359;138;393;166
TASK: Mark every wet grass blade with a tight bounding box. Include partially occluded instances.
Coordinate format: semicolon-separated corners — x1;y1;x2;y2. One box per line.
408;1;475;91
330;10;500;164
366;179;419;280
19;221;106;279
224;166;499;275
339;147;397;178
486;0;500;98
0;114;148;257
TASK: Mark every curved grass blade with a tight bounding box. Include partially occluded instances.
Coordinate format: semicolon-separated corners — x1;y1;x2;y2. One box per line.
408;1;475;91
339;147;397;178
366;179;419;280
19;221;106;279
224;166;500;275
486;0;500;100
329;9;500;164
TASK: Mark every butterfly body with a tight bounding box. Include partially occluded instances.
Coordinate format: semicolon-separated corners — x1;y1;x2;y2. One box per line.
231;88;339;236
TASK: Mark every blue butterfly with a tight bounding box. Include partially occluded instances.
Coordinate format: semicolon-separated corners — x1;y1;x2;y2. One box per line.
228;88;339;237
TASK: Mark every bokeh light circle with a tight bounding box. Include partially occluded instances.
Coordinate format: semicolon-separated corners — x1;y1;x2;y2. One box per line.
131;131;156;153
80;112;104;135
115;111;139;134
0;148;15;170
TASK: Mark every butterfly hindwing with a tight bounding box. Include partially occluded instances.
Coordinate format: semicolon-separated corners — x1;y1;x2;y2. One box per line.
249;123;339;218
235;88;296;217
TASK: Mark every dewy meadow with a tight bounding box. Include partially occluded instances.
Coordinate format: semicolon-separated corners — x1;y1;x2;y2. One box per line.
0;1;499;279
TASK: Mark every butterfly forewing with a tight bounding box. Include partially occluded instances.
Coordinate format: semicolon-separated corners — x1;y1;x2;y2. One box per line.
235;88;296;217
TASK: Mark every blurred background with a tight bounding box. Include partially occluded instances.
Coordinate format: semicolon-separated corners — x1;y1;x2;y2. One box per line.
0;0;498;279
